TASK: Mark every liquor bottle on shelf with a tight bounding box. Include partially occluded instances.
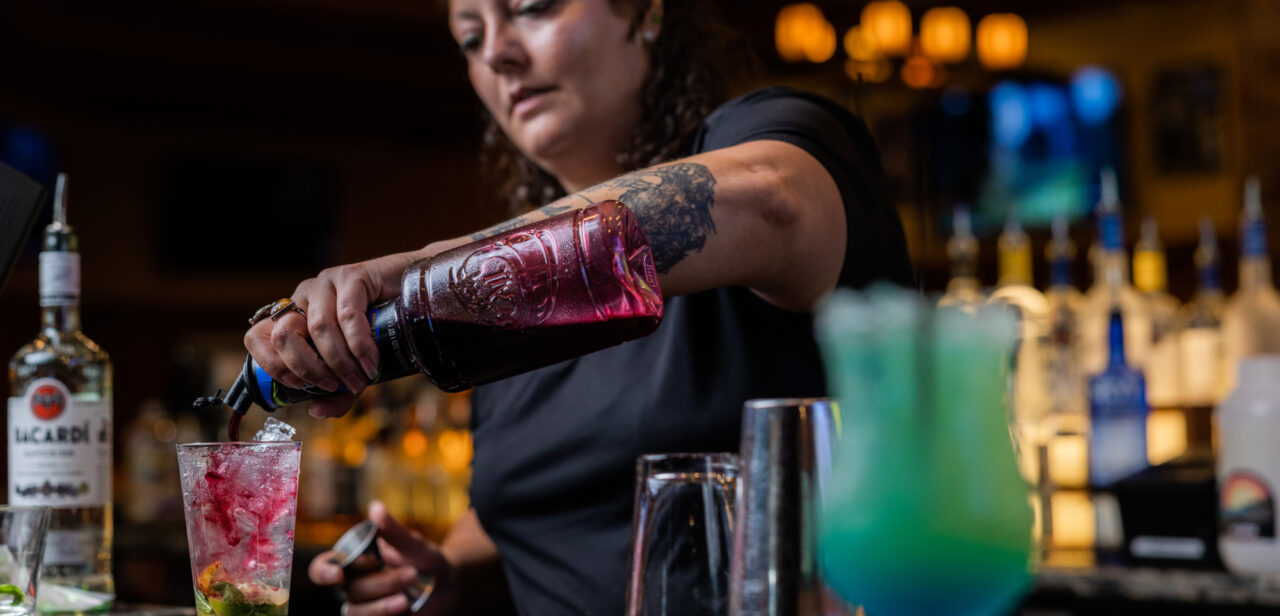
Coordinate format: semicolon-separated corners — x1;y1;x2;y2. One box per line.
938;205;984;310
1222;176;1280;395
988;207;1049;483
1133;217;1186;464
7;173;115;611
1044;214;1088;422
1079;170;1150;563
1039;214;1094;566
1080;169;1151;381
1133;217;1183;410
1179;219;1228;459
1180;219;1227;408
1088;306;1150;563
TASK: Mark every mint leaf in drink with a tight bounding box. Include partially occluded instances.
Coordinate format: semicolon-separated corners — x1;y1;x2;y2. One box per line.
210;581;245;603
194;586;213;615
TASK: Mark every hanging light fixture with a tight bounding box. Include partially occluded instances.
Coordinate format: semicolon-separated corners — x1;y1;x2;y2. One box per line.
977;13;1028;71
804;15;837;63
861;0;912;57
776;4;819;62
775;3;836;63
920;7;970;64
843;26;880;62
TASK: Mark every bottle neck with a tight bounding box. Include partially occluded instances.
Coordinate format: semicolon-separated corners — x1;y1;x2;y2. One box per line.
997;243;1032;287
1240;258;1275;291
1197;257;1221;293
42;303;82;333
947;236;978;284
1133;249;1167;293
946;276;980;297
1094;250;1131;291
1107;310;1126;367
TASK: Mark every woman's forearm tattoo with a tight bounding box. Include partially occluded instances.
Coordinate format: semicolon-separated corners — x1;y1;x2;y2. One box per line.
471;162;717;273
594;162;717;273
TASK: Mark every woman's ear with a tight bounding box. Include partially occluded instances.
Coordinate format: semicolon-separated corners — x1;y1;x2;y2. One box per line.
639;0;662;43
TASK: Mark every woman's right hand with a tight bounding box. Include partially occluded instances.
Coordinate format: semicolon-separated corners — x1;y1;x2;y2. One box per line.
310;501;458;616
244;252;418;418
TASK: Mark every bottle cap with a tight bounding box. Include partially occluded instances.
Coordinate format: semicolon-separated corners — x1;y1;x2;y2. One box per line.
953;204;972;239
1244;175;1263;219
1098;168;1120;214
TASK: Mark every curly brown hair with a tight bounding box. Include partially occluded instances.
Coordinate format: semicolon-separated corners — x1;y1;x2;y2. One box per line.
480;0;752;213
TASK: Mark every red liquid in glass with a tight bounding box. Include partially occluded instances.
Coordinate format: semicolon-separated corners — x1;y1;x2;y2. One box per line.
227;412;242;442
183;443;299;601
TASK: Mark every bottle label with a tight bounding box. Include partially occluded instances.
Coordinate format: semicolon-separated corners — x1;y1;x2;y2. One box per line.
1133;251;1167;293
1220;470;1276;541
43;529;98;566
1243;219;1268;258
39;251;81;307
1099;213;1124;252
8;378;112;507
1089;415;1147;485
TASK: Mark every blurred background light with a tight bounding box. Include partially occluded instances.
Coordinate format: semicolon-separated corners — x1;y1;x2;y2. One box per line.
843;26;881;62
901;42;944;89
776;3;836;63
861;0;913;57
920;7;971;64
1028;82;1070;129
990;80;1032;149
1070;65;1122;127
977;13;1028;70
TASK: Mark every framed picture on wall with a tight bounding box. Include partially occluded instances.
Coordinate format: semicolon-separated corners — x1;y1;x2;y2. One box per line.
1151;64;1223;174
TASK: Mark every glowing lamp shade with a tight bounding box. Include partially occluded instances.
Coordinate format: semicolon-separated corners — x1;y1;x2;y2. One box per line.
776;3;837;63
843;26;880;62
920;7;970;64
977;13;1028;71
861;1;912;57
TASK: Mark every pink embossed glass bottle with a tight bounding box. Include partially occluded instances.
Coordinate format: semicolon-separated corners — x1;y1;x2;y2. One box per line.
215;200;663;429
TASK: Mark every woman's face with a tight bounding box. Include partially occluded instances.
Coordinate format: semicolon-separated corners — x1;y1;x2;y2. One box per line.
448;0;651;183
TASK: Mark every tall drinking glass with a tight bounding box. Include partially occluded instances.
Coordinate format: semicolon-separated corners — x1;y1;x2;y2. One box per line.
626;453;739;616
0;506;51;616
815;288;1034;616
177;442;301;616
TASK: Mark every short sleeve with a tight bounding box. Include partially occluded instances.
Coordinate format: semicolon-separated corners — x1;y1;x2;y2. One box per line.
691;87;914;290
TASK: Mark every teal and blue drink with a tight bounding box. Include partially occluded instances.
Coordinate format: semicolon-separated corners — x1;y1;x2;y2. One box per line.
815;288;1033;615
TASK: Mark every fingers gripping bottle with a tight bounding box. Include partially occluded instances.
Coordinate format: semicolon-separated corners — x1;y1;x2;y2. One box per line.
212;200;663;423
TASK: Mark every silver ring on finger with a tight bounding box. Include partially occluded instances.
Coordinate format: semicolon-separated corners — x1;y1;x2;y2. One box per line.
340;602;349;616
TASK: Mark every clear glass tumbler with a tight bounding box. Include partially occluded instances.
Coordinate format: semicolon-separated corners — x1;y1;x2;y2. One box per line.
0;506;51;616
626;453;739;616
177;442;301;616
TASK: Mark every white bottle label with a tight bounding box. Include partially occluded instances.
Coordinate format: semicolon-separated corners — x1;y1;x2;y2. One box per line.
43;529;98;566
39;251;81;307
1221;469;1275;541
8;378;112;507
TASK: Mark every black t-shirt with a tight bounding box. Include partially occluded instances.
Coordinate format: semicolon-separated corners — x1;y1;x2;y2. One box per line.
469;87;913;615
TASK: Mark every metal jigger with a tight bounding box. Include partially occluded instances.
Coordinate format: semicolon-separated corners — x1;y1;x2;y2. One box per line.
330;520;435;612
729;398;853;616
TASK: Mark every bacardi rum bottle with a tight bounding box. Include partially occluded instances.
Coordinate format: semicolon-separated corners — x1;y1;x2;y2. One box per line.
8;174;114;610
